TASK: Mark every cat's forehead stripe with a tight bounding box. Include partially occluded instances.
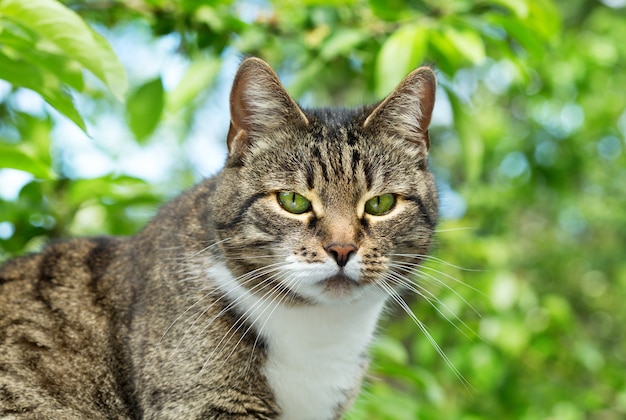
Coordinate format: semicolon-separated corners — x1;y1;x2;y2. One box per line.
350;149;365;188
307;140;367;191
300;114;373;191
310;145;330;184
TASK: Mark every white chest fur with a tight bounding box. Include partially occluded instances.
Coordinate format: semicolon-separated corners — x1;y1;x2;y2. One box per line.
260;297;386;419
210;263;387;419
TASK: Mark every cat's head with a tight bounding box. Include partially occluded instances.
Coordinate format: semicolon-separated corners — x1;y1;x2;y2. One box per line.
212;57;438;305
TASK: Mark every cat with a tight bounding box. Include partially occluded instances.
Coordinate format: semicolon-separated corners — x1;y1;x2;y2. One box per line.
0;57;438;419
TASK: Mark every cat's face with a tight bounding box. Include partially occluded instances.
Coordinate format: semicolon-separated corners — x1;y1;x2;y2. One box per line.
212;58;437;305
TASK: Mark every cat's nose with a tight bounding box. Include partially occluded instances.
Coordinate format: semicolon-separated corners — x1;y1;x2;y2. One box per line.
325;244;357;267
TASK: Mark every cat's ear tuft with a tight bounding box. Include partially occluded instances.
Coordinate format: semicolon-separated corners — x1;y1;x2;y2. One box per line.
227;57;308;158
364;66;436;154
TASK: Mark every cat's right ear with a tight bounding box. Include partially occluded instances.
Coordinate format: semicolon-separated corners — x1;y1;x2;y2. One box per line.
227;57;308;160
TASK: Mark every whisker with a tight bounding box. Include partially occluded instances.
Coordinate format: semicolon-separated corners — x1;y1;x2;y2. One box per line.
165;239;229;265
224;255;281;260
390;253;482;273
389;261;482;316
185;267;284;353
377;279;473;391
434;226;477;233
242;273;303;377
200;270;293;373
415;271;482;318
388;256;484;299
418;265;485;299
384;268;475;339
165;261;289;361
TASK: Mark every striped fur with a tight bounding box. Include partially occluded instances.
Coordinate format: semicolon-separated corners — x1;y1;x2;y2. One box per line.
0;58;438;419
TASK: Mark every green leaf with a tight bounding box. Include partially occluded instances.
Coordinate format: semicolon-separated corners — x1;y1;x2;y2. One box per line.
527;0;561;41
376;24;428;97
0;50;86;131
371;336;409;365
368;0;421;21
428;29;459;75
487;14;545;59
0;0;128;100
194;5;225;32
444;25;486;64
0;19;84;91
66;175;154;206
17;113;55;169
319;29;367;60
126;78;165;143
0;144;56;180
488;0;530;18
166;57;220;113
448;93;484;183
428;23;486;73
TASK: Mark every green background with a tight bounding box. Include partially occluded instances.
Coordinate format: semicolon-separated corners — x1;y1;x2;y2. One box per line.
1;0;625;418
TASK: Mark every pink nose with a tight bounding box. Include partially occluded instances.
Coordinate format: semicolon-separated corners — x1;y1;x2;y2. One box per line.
325;244;357;267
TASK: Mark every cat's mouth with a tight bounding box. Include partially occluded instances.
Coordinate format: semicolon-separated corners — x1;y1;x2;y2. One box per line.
319;274;358;296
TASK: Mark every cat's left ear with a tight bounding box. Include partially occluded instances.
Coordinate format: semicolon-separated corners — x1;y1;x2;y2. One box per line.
364;66;436;154
227;57;308;160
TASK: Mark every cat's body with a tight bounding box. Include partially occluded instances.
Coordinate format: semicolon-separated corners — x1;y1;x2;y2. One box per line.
0;58;438;419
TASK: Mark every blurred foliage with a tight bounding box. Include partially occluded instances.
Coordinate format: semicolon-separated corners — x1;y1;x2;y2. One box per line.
1;0;626;418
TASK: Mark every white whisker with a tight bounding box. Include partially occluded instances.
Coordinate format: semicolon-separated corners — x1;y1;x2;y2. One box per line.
164;261;289;362
200;269;294;373
376;279;473;391
242;273;303;377
384;267;476;339
389;261;482;317
390;253;482;273
434;226;477;233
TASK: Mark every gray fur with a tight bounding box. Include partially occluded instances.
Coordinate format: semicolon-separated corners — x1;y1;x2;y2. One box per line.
0;58;438;419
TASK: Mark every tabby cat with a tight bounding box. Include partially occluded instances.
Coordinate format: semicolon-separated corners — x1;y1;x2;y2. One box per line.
0;57;438;419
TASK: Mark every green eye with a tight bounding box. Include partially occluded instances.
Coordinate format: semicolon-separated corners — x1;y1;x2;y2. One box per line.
278;192;312;214
364;194;396;216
